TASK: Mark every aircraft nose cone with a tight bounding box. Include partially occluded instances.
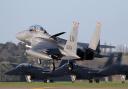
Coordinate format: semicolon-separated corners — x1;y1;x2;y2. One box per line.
16;32;24;40
16;31;30;41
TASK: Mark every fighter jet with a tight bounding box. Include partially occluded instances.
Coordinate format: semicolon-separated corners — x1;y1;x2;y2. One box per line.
16;22;114;62
98;52;128;79
6;52;126;83
17;22;80;62
5;60;75;82
65;53;115;83
51;52;128;83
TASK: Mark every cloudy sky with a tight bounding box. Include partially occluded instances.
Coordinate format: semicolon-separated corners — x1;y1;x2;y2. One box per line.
0;0;128;45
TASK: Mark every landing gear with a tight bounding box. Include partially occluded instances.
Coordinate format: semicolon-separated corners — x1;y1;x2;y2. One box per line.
44;79;49;83
52;59;56;71
89;79;93;83
71;75;76;83
94;79;100;83
38;59;41;64
121;75;126;83
25;75;31;83
89;79;100;83
44;79;54;83
49;59;56;71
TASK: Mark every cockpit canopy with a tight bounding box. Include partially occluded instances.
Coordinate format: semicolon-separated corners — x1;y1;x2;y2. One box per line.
29;25;48;34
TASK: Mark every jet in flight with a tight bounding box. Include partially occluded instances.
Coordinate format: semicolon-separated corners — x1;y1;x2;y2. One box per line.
16;22;114;62
17;22;80;62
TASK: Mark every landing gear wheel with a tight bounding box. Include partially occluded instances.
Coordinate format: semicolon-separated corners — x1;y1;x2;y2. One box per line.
44;79;49;83
89;79;93;83
52;60;55;71
94;79;100;83
25;75;31;83
71;75;76;83
50;79;54;83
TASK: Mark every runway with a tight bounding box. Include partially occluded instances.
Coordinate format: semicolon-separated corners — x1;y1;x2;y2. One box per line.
0;87;128;89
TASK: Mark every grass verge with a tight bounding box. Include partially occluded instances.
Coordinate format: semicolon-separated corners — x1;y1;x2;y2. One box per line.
0;82;128;88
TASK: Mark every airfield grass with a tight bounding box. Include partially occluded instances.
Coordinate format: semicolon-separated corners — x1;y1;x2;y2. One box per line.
0;82;128;88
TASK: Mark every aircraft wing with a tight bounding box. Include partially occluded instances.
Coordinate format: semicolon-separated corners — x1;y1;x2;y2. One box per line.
5;68;26;75
31;38;59;50
26;38;61;60
100;45;115;48
50;63;72;77
27;21;80;60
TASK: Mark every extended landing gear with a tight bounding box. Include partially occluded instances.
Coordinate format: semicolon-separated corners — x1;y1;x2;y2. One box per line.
25;75;32;83
44;79;49;83
52;59;56;71
37;59;42;64
44;79;54;83
121;75;126;83
89;79;100;83
89;79;93;83
71;75;76;83
94;79;100;83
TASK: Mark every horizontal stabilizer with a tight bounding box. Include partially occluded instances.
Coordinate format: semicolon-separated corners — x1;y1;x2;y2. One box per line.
100;45;115;48
50;32;66;39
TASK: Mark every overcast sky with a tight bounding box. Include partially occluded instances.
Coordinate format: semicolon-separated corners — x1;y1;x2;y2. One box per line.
0;0;128;45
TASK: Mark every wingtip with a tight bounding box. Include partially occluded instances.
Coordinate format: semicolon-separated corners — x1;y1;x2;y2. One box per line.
72;21;79;30
96;21;101;30
96;21;101;26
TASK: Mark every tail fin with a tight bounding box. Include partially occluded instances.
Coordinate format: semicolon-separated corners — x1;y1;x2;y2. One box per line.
115;52;122;64
89;22;101;50
95;40;101;54
103;53;115;68
63;21;79;58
